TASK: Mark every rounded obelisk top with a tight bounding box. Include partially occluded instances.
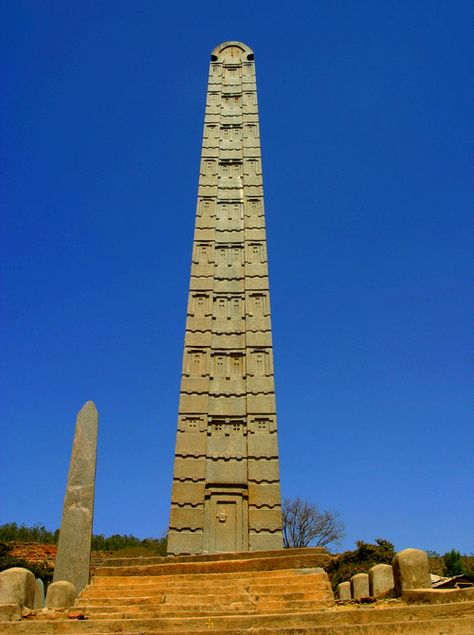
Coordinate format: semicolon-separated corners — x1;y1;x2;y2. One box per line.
211;41;254;62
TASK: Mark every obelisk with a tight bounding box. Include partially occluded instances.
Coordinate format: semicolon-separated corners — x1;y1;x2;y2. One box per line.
168;42;283;555
53;401;98;593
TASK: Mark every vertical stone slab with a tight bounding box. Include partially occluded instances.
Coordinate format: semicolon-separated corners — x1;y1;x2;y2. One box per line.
351;573;369;600
45;581;77;608
53;401;98;594
392;548;432;597
369;563;394;597
336;581;351;600
33;578;45;608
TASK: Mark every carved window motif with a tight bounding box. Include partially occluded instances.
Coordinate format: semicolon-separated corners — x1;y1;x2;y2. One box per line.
230;354;243;377
217;246;227;264
225;66;241;79
208;92;219;105
232;127;242;141
197;243;211;263
205;124;217;138
248;242;263;263
211;64;222;77
190;350;205;376
256;419;269;432
251;293;265;316
231;297;240;315
193;293;208;316
254;351;266;376
232;246;242;264
199;198;214;215
215;355;226;377
246;198;262;217
222;94;241;109
244;92;256;106
203;159;215;176
245;124;257;138
247;160;257;175
233;162;242;177
216;297;226;318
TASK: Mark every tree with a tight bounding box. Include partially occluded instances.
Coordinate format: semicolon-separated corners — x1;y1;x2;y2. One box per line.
443;549;464;576
282;497;344;549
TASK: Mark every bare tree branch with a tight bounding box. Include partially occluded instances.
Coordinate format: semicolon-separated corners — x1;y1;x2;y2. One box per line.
282;497;345;549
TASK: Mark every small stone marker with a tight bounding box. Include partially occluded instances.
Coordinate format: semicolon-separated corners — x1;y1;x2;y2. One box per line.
336;581;351;600
33;578;45;608
0;567;36;608
369;563;394;597
392;548;432;597
351;572;369;600
53;400;98;594
45;581;77;608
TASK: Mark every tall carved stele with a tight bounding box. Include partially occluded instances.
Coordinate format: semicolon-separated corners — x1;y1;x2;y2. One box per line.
168;42;283;555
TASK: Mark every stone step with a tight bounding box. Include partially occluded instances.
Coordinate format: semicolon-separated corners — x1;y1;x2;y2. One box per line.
2;603;474;633
90;567;324;584
94;553;331;577
77;590;328;605
91;547;326;568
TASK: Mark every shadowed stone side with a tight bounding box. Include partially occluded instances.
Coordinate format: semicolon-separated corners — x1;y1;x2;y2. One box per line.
53;401;98;594
33;578;45;608
336;581;351;600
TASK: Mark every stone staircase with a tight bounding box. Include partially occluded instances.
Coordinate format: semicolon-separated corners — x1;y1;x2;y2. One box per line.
2;549;474;633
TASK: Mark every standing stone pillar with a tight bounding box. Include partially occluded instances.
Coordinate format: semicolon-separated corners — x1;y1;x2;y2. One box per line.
53;401;98;594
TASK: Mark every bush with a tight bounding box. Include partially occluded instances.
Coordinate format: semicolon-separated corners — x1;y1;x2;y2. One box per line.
443;549;464;576
327;538;395;590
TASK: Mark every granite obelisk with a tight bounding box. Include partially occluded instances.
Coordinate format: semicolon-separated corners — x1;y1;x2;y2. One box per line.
53;401;98;594
168;42;283;555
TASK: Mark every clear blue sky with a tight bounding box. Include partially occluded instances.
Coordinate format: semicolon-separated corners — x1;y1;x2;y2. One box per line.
1;0;472;554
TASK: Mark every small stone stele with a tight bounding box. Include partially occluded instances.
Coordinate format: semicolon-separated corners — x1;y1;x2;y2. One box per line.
392;548;432;597
369;563;394;597
336;581;351;600
33;578;45;609
0;568;36;608
45;581;77;608
351;572;369;600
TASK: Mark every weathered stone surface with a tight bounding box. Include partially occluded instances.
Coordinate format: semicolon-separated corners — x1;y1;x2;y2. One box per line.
0;603;21;622
168;42;282;555
0;568;35;608
403;587;474;604
392;548;432;596
53;401;98;594
33;578;45;609
45;581;76;608
369;563;394;597
351;573;369;600
336;581;351;600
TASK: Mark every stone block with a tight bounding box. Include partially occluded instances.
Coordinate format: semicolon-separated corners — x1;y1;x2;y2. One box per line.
392;548;432;597
248;483;281;508
45;581;76;608
33;578;45;609
369;563;394;597
351;573;369;600
0;568;35;608
174;430;207;457
179;393;209;413
249;532;283;552
248;458;280;483
172;456;206;481
336;581;351;600
208;396;246;416
172;481;205;506
169;506;204;531
246;377;275;394
167;530;203;555
249;508;282;532
246;393;276;413
247;431;279;458
206;457;247;483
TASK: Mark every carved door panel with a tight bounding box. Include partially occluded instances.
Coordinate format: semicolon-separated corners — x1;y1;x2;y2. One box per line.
214;501;237;552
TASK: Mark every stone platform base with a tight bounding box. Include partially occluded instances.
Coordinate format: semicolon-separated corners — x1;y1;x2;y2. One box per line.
2;549;474;633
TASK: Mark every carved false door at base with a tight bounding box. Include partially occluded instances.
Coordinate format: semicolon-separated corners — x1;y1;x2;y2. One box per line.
204;487;248;553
